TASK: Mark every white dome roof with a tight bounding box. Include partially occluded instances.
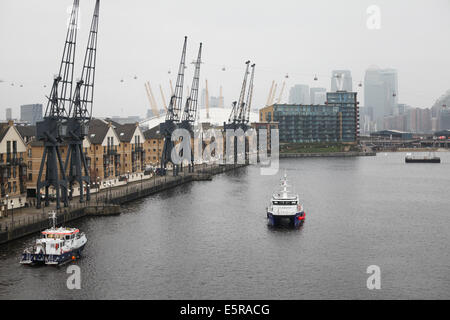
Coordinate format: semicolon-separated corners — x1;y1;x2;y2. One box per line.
141;107;259;129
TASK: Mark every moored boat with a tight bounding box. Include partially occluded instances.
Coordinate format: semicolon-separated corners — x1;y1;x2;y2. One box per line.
20;211;87;266
405;152;440;163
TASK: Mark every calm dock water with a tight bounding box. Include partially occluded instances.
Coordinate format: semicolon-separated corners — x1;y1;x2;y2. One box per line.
0;153;449;299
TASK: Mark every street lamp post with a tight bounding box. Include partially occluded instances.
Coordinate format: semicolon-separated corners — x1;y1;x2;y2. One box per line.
106;182;109;204
41;195;45;216
5;195;8;218
110;182;114;203
127;171;130;195
10;200;14;228
96;177;101;203
1;199;5;219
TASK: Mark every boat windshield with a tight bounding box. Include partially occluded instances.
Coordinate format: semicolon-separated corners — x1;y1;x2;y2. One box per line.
273;201;297;205
43;233;65;240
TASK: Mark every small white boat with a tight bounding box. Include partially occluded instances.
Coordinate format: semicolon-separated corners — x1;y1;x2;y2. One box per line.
20;211;87;266
405;152;440;163
267;172;305;228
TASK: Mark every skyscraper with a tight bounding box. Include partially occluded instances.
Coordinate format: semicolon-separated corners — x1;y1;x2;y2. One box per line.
331;70;352;92
5;108;12;120
440;107;450;130
288;85;310;104
310;87;326;104
20;104;43;125
364;67;398;130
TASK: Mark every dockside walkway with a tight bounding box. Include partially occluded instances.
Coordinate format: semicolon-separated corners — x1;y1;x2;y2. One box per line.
0;163;246;244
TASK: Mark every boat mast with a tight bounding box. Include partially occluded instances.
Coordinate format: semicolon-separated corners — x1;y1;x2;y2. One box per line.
49;211;57;229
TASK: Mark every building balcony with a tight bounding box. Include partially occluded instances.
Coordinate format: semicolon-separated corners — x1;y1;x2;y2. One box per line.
133;144;144;153
106;147;117;156
5;154;22;166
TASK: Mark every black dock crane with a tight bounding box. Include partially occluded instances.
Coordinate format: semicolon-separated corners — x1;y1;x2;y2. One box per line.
224;61;255;163
36;0;80;209
239;63;256;129
65;0;100;203
226;61;251;130
160;37;188;176
179;43;203;173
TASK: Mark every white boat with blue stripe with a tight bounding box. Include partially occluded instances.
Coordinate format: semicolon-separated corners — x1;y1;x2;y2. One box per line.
20;211;87;266
267;173;305;228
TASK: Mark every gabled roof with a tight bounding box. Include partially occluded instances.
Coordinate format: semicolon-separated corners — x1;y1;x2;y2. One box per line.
144;125;163;140
0;123;9;142
115;123;138;142
16;125;36;140
88;118;111;144
0;121;29;152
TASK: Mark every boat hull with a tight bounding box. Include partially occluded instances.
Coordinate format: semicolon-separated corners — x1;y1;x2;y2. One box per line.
20;244;86;266
405;158;440;163
267;211;305;228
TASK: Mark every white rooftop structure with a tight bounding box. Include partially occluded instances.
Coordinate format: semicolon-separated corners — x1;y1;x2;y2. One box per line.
140;106;259;129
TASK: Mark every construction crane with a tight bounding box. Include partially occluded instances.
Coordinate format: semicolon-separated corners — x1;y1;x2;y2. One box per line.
64;0;100;204
205;79;210;119
145;82;159;117
159;36;188;176
36;0;80;209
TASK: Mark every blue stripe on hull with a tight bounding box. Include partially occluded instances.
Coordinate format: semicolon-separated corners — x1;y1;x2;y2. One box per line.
21;244;86;266
267;212;305;228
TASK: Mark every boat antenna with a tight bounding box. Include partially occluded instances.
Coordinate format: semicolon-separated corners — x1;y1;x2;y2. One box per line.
49;211;57;229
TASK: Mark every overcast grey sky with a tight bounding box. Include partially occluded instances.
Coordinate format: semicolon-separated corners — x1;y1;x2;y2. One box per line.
1;0;449;119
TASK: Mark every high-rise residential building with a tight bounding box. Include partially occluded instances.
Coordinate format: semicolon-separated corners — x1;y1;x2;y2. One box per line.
397;103;411;115
326;91;359;142
364;67;398;130
310;87;327;104
440;107;450;130
288;85;310;104
20;104;43;125
331;70;352;92
404;108;432;133
259;91;359;143
383;106;433;134
431;89;450;130
5;108;12;120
